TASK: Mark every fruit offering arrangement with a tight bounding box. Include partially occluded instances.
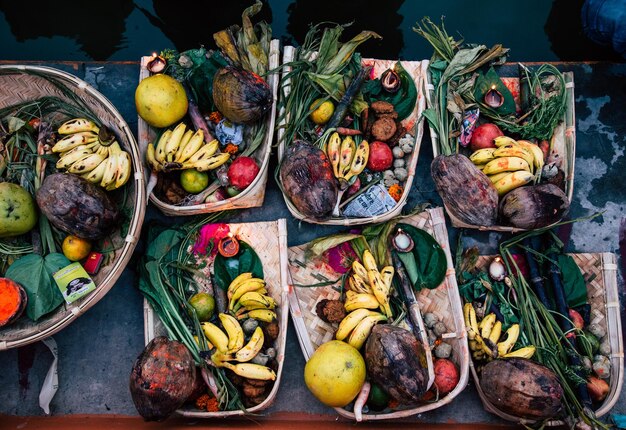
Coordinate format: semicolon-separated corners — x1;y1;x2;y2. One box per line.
417;18;574;230
132;218;284;419
457;228;618;427
0;71;136;330
289;211;465;419
139;1;274;208
278;23;424;222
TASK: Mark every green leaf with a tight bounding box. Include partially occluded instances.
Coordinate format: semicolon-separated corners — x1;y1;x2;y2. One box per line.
557;254;588;308
395;223;447;290
319;31;382;76
5;252;70;321
440;45;486;84
213;241;264;291
421;108;440;135
146;229;184;262
306;233;363;258
367;63;417;121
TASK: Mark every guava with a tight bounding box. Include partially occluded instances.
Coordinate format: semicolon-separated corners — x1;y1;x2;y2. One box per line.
135;74;188;128
0;183;38;238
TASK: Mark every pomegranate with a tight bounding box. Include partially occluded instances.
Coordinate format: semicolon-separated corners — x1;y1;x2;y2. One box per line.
227;156;260;191
470;123;503;152
366;141;393;172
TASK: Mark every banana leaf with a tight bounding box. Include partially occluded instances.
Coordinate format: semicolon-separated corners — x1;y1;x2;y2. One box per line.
305;71;368;114
362;62;417;121
557;254;588;308
394;223;446;290
305;233;363;259
213;241;264;291
473;67;516;115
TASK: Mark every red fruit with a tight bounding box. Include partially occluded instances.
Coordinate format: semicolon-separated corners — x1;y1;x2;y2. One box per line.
366;141;393;172
434;358;459;395
227;156;260;191
506;253;530;279
569;309;584;330
346;177;361;197
470;123;504;152
587;376;609;402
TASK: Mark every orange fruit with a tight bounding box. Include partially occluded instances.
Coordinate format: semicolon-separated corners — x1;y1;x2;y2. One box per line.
180;169;209;193
62;235;92;261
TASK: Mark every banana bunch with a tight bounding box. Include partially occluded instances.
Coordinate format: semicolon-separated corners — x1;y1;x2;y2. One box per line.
201;314;276;381
325;132;369;187
335;308;387;349
52;118;131;190
345;250;393;318
227;273;277;322
469;136;545;197
145;122;230;173
464;303;535;361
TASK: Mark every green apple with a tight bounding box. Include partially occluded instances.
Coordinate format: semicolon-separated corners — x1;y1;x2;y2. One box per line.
0;182;38;238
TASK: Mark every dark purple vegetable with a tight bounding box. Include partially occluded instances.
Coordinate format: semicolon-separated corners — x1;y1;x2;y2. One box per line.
324;66;371;131
130;336;196;421
499;184;569;229
185;84;215;143
431;154;498;226
279;140;338;220
212;66;272;125
480;358;564;420
364;324;429;403
36;173;119;240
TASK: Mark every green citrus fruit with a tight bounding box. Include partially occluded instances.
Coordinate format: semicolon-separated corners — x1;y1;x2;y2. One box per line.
367;383;390;410
188;292;215;322
309;99;335;125
135;74;188;128
180;169;209;193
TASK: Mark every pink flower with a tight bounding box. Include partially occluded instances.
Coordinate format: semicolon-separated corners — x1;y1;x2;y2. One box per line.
326;242;358;274
192;223;230;256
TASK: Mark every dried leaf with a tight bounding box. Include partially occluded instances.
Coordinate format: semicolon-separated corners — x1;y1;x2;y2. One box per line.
320;31;382;75
440;45;487;84
306;233;363;258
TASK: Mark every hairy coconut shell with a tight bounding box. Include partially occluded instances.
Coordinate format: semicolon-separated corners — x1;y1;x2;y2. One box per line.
499;183;569;229
364;324;429;403
130;336;196;421
480;358;564;420
279;140;338;220
212;66;272;125
36;173;119;240
431;154;498;226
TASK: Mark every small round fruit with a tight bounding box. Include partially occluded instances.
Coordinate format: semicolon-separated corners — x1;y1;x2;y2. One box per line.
304;340;366;407
135;74;188;128
367;383;390;411
62;235;92;261
227;156;260;191
469;123;503;152
309;99;335;125
188;292;215;322
180;169;209;194
0;183;38;238
366;141;393;172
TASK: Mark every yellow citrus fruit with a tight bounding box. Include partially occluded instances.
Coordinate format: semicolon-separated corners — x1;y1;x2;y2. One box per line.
62;235;92;262
180;169;209;193
188;292;215;322
135;74;188;128
304;340;366;407
309;99;335;125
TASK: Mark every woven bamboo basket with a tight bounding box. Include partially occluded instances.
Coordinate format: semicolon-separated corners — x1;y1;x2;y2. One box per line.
0;65;146;350
137;39;280;216
287;207;469;420
424;62;576;232
144;219;290;417
276;46;427;226
470;253;623;426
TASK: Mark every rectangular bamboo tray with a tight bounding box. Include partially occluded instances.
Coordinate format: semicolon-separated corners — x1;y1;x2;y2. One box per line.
143;219;290;417
137;39;280;216
424;62;576;232
276;46;428;226
471;253;623;426
287;207;469;420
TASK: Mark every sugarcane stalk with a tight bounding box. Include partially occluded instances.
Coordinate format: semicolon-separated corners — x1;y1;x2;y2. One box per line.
324;66;371;132
522;236;551;308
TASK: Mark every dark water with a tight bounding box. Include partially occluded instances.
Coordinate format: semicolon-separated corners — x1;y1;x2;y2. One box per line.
0;0;622;62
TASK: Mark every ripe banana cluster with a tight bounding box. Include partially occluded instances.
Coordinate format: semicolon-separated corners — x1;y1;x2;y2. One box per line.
202;314;276;381
52;118;131;190
345;250;393;318
464;303;535;361
145;122;230;173
325;132;369;187
469;136;545;197
227;273;277;321
335;308;387;350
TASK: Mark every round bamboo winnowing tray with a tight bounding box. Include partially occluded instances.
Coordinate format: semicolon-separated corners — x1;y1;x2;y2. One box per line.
137;40;281;216
144;219;290;417
0;65;146;350
287;207;470;420
471;253;623;426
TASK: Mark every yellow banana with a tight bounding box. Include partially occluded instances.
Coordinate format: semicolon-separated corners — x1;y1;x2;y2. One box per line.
362;250;378;272
502;345;536;359
326;132;342;178
229;279;266;310
494;136;517;147
220;362;276;381
497;324;520;356
173;129;194;162
56;146;94;169
482;156;530;175
368;268;392;317
187;153;230;172
352;261;369;280
489;320;502;344
343;140;369;181
493;145;534;170
493;170;534;196
154;129;172;163
479;313;497;339
349;275;371;294
114;151;132;189
187;140;219;164
488;172;510;183
95;143;110;157
469;148;496;165
338;136;356;178
146;143;161;171
201;322;229;353
336;309;379;341
68;152;106;174
235;326;264;362
516;140;544;171
100;152;119;188
52;131;99;152
219;313;244;353
237;291;276;310
177;130;205;163
82;159;108;184
164;122;187;162
464;303;480;341
347;314;387;350
58;118;100;135
237;309;276;323
380;266;394;294
344;293;380;312
227;272;254;296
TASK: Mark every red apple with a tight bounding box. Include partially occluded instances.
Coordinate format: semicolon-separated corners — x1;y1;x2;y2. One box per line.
470;123;504;152
366;141;393;172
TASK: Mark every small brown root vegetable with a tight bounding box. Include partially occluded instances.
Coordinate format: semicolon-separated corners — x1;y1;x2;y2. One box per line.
354;381;371;422
336;127;362;136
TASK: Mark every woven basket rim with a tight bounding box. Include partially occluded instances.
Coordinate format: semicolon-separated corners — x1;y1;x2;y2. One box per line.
0;64;146;350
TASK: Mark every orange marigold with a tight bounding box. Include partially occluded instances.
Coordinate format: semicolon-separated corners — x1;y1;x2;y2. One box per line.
209;111;223;124
388;184;404;202
224;143;239;154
